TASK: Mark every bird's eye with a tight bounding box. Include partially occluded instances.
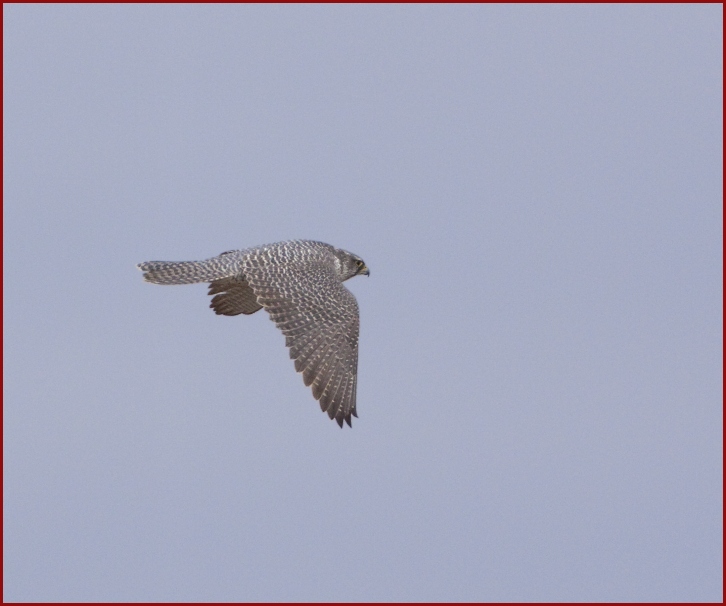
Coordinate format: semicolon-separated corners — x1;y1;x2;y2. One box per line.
356;260;364;267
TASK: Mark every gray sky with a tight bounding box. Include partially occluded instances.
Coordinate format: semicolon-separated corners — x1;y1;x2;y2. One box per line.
3;4;722;602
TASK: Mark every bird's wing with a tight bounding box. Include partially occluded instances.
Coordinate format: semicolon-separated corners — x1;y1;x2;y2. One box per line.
208;276;262;316
242;259;360;427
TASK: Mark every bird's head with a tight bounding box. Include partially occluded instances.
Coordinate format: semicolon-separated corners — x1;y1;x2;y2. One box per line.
334;248;370;281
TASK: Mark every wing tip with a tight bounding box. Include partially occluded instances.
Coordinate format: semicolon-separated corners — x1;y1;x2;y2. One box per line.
333;411;356;428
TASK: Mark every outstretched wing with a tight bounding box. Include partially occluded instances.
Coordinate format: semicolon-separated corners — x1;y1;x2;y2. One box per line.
242;258;360;427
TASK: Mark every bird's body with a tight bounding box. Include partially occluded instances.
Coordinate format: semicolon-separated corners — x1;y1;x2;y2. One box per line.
137;240;369;427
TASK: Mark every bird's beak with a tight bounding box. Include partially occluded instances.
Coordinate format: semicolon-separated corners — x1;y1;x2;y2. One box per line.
360;266;370;277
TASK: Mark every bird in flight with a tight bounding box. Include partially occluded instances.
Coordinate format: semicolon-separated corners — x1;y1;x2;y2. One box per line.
137;240;369;427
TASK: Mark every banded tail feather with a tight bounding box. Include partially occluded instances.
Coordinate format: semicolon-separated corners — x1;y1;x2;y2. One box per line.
137;253;240;285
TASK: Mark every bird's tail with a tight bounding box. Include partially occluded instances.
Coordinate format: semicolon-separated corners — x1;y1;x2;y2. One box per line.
137;254;240;285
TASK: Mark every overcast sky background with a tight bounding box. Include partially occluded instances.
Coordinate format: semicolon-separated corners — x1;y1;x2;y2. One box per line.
3;4;722;602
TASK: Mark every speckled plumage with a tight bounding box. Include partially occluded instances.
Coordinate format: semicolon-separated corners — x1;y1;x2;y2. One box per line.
137;240;369;427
